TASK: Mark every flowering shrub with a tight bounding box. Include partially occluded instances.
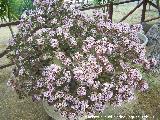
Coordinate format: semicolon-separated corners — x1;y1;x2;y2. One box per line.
7;0;157;119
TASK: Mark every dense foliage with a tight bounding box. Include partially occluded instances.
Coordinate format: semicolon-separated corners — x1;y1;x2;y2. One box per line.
0;0;33;21
7;0;157;120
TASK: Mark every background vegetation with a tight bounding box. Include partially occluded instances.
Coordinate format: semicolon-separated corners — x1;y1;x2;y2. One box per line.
0;0;33;21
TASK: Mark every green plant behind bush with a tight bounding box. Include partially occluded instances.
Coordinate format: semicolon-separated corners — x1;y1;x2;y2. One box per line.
0;0;34;21
9;0;34;20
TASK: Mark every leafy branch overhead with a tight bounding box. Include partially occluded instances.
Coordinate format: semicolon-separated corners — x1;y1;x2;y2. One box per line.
0;0;34;21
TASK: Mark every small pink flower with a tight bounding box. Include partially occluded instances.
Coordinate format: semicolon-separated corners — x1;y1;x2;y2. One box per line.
119;72;127;81
90;93;97;101
50;38;59;48
128;69;142;80
140;82;149;91
149;58;157;67
77;86;86;96
105;64;114;72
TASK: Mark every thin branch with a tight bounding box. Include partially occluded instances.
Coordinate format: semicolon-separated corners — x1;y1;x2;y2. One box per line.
120;1;143;22
0;20;20;28
148;0;159;10
3;18;14;38
114;0;140;5
0;46;11;58
79;0;140;11
144;16;160;22
79;3;109;11
0;62;14;69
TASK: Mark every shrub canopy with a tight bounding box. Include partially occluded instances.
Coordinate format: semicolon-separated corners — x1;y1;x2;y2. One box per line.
7;0;157;119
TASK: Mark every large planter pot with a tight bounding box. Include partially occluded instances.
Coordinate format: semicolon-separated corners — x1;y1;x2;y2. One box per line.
137;32;148;46
43;101;66;120
43;101;88;120
42;32;148;120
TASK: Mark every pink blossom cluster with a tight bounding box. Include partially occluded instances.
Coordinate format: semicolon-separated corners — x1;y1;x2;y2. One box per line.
7;0;157;120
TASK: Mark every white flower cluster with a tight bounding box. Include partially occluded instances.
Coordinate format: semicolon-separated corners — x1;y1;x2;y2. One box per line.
8;0;157;120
